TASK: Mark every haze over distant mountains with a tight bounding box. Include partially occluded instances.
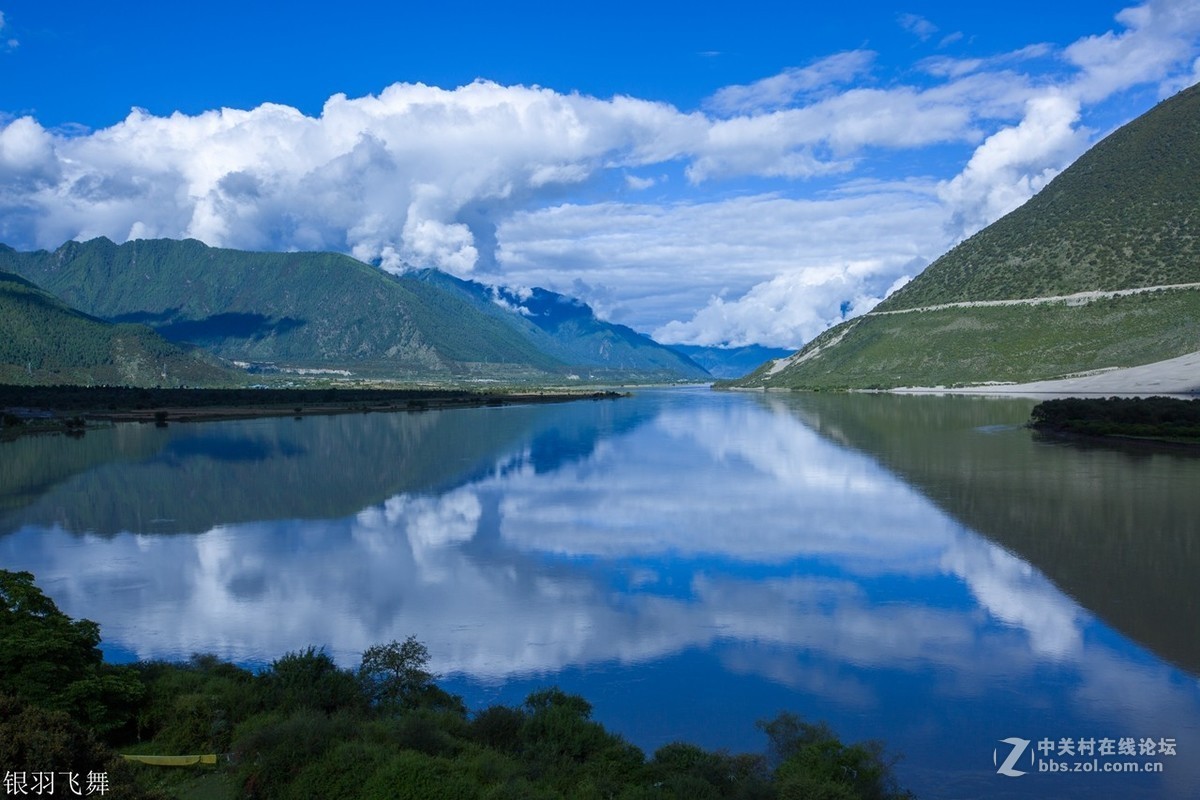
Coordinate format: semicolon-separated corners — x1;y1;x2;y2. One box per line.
0;238;711;385
731;83;1200;390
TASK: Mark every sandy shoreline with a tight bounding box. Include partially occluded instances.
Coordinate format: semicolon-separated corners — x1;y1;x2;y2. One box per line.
893;350;1200;397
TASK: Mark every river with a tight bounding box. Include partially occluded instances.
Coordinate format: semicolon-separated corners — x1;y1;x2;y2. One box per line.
2;388;1197;798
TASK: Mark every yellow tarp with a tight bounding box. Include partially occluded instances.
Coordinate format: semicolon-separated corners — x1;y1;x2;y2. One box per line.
121;754;218;766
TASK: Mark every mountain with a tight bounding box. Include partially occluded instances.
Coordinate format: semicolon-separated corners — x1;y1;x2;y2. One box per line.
730;83;1200;390
667;344;794;379
0;238;707;383
408;269;710;381
0;269;234;386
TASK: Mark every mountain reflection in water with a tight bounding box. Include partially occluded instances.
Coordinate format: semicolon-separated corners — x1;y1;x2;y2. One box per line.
2;388;1197;799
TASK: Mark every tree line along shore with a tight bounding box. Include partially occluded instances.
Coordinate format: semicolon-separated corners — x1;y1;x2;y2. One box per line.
1029;396;1200;445
0;385;626;440
1;570;914;800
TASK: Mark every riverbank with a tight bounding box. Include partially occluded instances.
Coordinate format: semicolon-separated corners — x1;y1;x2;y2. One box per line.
0;385;626;440
892;349;1200;397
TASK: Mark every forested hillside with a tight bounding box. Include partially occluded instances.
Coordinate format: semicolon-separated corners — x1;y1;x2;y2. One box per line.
1;238;707;382
0;270;233;386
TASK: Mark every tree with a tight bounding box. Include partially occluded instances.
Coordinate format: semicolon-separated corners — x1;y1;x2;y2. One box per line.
0;570;101;697
0;696;163;800
263;646;365;714
759;712;912;800
0;570;143;737
358;636;435;709
518;688;645;795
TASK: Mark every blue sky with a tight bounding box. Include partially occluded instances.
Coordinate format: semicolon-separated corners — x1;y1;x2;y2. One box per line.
2;1;1199;347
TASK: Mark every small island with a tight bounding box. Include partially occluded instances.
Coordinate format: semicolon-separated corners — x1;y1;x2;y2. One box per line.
1029;396;1200;445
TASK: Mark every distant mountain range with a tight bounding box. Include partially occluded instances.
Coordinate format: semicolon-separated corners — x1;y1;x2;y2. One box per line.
667;344;794;379
0;238;709;385
731;83;1200;390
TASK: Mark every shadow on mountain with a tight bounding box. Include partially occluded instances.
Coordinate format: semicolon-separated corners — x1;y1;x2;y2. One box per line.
109;307;185;326
154;312;307;343
766;392;1200;676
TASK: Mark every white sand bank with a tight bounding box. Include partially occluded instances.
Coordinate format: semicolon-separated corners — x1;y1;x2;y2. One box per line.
895;350;1200;396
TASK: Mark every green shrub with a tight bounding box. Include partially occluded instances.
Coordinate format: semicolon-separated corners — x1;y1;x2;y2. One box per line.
375;708;467;758
1031;396;1200;439
454;745;523;791
360;750;481;800
0;695;165;800
470;705;526;753
0;569;145;739
262;646;366;715
281;739;394;800
235;709;360;800
518;688;645;795
132;656;260;751
649;742;773;798
760;713;911;800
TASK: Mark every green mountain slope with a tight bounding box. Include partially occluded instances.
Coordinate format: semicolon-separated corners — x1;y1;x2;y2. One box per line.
878;83;1200;311
1;238;707;382
0;237;564;379
731;83;1200;390
0;269;234;387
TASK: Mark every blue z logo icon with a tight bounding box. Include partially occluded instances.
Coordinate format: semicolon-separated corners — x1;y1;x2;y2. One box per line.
994;737;1031;777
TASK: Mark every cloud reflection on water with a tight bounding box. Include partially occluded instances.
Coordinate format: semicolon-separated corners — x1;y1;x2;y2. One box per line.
2;390;1197;796
0;392;1154;679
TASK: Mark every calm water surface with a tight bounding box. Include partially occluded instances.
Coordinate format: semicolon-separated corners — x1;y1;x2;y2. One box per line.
2;388;1198;798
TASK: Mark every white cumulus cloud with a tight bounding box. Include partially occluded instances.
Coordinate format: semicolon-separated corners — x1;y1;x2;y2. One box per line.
931;0;1200;244
0;0;1197;352
0;82;709;274
623;173;656;190
938;92;1089;240
1066;0;1200;101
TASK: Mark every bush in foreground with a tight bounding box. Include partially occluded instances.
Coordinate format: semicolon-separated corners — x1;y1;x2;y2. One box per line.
1;570;915;799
